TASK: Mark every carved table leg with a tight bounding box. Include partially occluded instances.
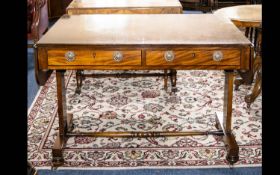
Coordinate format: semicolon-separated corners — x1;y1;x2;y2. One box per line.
217;70;239;165
52;70;68;168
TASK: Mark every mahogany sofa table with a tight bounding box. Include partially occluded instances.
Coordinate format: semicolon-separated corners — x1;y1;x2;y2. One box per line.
66;0;183;93
36;14;251;167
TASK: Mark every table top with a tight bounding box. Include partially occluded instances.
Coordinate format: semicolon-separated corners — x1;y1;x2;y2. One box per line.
37;14;250;46
214;5;261;27
67;0;182;9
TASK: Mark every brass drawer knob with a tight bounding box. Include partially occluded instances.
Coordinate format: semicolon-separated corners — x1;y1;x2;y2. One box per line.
65;51;75;62
164;51;175;62
213;51;223;62
113;51;123;62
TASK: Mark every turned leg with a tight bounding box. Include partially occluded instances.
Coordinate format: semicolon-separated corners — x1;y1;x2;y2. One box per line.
52;70;68;167
75;70;83;94
217;70;239;165
170;69;177;93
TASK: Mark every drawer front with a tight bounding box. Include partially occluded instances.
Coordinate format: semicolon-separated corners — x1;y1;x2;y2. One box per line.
48;50;141;66
146;49;241;66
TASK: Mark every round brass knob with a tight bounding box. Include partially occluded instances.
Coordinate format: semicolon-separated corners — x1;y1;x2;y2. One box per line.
164;51;175;62
113;51;123;62
213;51;223;62
65;51;75;62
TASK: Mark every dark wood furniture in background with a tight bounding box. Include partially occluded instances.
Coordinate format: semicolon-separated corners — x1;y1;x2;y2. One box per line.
214;5;262;107
36;14;251;167
48;0;72;19
212;0;251;10
179;0;261;12
244;25;261;108
179;0;213;12
28;0;48;42
28;0;51;85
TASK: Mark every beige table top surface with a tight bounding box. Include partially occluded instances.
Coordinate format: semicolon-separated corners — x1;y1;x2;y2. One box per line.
67;0;182;9
214;5;262;24
37;14;250;46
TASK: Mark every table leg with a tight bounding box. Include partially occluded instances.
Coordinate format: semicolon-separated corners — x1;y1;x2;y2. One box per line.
52;70;68;167
234;70;254;90
75;70;83;94
170;69;177;93
245;55;262;108
216;70;239;165
223;70;239;164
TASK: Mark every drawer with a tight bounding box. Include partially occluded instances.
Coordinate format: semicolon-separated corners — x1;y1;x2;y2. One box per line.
48;49;141;66
145;49;241;66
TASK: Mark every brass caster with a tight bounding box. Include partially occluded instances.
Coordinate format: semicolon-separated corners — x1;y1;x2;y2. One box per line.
226;153;239;165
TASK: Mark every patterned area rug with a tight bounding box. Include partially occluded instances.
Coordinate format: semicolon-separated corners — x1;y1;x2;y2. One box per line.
28;70;261;169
